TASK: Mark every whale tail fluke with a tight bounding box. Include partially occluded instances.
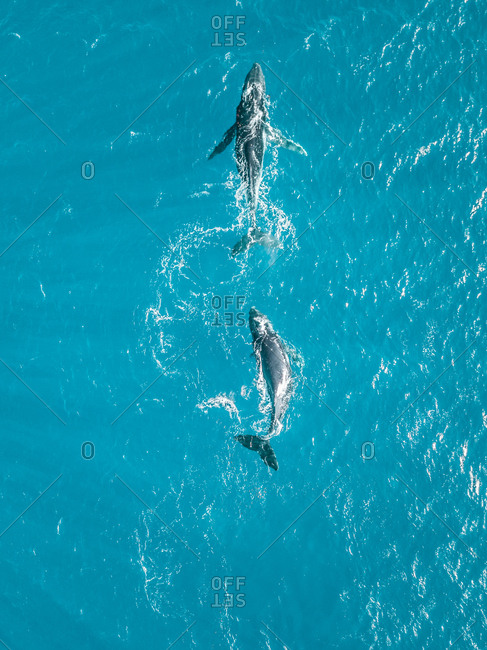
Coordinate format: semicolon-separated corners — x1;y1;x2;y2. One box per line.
235;434;278;471
232;228;280;257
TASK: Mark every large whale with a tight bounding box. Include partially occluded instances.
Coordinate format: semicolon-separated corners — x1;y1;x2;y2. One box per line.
209;63;307;256
236;307;293;471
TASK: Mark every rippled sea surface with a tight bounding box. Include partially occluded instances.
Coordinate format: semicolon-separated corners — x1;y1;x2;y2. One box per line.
1;0;486;648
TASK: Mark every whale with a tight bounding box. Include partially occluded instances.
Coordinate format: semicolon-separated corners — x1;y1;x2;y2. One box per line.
209;63;307;256
236;307;293;471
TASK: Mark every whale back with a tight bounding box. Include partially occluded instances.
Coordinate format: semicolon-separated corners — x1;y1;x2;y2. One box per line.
235;64;268;214
250;309;292;438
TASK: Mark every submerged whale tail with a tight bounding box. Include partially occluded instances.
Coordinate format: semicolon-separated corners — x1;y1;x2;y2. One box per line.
235;434;278;471
232;228;279;257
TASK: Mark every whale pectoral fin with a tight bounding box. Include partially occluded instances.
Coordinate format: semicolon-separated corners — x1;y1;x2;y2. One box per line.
265;124;307;156
282;341;302;366
209;123;237;159
235;435;278;471
280;342;303;379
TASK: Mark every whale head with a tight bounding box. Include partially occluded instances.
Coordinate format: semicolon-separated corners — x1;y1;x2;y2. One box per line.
241;63;266;107
249;307;268;338
245;62;264;86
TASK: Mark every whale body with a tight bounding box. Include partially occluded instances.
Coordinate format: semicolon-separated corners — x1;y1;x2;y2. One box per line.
209;63;307;256
236;307;293;471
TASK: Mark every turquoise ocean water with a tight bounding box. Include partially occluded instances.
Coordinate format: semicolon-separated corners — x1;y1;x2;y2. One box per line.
1;0;486;648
